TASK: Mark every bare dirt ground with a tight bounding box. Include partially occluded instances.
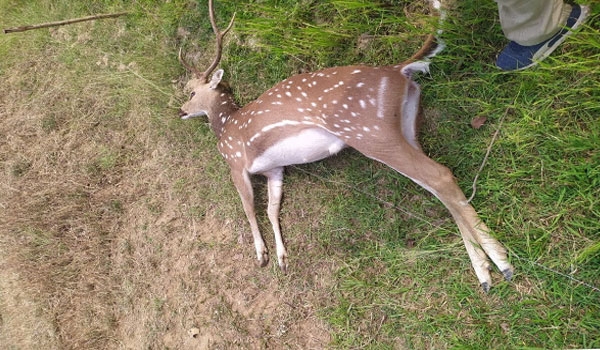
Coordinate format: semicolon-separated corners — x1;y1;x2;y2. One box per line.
0;34;336;349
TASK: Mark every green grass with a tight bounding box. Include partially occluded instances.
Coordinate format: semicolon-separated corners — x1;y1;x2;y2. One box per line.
1;0;598;349
220;1;600;348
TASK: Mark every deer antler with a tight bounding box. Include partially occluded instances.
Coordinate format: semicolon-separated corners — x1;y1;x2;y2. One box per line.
179;0;235;82
200;0;236;82
178;47;202;78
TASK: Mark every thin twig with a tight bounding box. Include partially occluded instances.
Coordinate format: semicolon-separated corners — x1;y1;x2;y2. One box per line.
466;95;517;203
4;12;129;34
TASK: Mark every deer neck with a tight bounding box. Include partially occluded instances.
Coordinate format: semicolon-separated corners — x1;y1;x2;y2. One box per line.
210;91;239;139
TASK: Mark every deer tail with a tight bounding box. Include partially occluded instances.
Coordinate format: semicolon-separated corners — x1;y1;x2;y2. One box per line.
398;0;447;70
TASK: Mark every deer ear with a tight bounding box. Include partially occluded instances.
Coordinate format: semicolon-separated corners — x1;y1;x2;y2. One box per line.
209;69;224;89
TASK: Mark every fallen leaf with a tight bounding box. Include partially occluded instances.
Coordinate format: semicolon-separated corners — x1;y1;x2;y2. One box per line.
471;116;487;129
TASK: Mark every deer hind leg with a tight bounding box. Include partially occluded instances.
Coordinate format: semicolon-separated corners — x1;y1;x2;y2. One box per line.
263;167;288;273
353;139;513;290
231;169;269;267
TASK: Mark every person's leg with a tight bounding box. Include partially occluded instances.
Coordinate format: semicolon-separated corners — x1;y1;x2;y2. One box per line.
497;0;570;46
495;0;589;71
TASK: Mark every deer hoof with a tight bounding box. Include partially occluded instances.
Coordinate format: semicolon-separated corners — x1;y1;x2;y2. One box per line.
258;253;269;267
481;282;490;293
502;268;514;281
278;256;288;274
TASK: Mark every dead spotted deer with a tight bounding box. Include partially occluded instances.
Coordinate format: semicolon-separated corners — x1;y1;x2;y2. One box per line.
179;0;514;291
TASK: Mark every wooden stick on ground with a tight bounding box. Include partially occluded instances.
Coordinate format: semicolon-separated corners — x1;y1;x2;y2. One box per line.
3;12;129;34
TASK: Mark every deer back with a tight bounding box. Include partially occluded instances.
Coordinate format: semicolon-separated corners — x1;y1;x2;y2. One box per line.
220;65;417;162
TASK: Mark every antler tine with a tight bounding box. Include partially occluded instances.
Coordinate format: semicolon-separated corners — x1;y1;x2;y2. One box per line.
178;47;203;78
200;0;236;82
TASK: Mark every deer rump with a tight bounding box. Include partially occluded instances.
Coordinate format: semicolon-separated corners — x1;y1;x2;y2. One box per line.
179;0;514;292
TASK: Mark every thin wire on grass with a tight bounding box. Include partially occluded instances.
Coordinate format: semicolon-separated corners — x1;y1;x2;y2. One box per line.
125;66;173;97
290;165;439;228
510;249;600;293
466;94;517;203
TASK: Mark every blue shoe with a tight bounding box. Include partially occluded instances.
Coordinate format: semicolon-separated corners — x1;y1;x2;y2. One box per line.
496;4;589;71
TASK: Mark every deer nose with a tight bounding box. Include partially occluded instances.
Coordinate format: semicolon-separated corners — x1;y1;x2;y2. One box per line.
178;109;188;118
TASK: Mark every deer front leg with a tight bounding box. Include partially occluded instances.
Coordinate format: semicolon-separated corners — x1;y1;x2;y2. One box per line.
264;167;288;273
231;169;269;267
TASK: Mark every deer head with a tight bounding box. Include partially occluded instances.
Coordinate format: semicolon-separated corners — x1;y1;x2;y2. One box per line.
179;0;514;292
179;0;236;136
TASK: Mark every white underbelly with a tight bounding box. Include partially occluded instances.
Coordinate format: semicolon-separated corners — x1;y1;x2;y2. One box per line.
248;128;346;174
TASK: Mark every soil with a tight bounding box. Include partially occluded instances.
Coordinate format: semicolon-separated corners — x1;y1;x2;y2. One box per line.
0;45;335;349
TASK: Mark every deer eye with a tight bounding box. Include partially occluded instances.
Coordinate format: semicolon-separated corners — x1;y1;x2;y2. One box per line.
189;91;196;99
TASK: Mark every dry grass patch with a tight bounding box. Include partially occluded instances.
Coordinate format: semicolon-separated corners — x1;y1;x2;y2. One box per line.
0;14;337;349
3;1;597;348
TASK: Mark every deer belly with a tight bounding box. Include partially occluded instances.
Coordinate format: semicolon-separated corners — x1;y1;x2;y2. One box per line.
247;128;346;174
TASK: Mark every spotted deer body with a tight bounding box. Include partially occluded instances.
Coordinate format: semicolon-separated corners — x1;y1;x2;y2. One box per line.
219;65;422;169
180;0;514;291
